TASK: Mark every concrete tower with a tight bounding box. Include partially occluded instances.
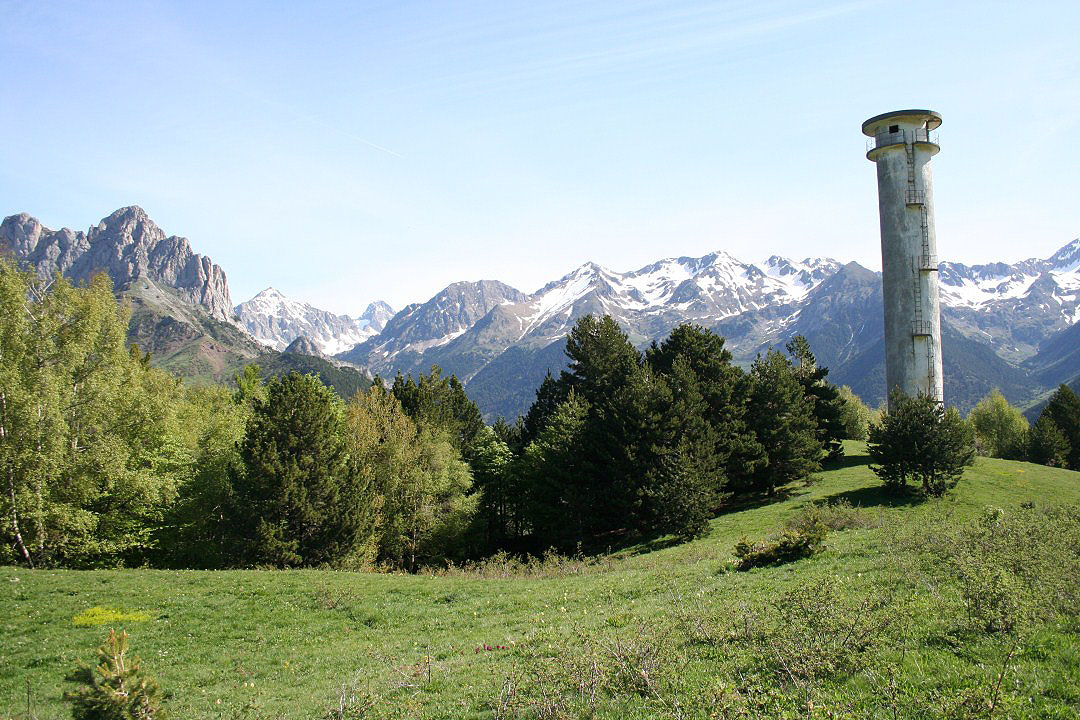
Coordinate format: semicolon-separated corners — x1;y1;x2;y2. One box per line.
863;109;944;407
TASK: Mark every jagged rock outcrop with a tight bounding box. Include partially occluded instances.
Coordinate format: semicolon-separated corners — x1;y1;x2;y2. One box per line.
0;206;233;321
283;335;326;358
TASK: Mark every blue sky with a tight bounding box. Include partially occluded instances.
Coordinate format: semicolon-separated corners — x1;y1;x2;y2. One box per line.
2;0;1078;312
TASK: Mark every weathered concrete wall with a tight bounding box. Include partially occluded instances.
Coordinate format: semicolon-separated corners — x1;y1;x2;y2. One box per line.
865;112;944;406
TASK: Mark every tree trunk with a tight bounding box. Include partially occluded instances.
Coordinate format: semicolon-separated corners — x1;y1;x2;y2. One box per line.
7;467;33;568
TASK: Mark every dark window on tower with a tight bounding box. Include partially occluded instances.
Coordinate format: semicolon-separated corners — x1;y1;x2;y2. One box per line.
889;124;899;133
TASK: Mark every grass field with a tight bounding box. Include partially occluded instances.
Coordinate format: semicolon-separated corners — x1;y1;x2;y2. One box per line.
3;442;1079;719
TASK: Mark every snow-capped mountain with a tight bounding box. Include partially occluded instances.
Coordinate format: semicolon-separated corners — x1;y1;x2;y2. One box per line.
335;240;1079;420
341;280;528;368
235;288;393;355
939;238;1080;361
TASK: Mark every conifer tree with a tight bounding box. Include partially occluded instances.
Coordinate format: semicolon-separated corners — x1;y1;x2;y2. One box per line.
231;372;362;567
66;629;167;719
520;371;567;447
745;350;822;495
1027;415;1070;468
868;391;976;496
391;366;484;456
786;335;846;460
1037;384;1080;470
519;391;590;551
646;324;764;495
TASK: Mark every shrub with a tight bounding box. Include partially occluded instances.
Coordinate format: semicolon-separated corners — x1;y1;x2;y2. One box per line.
65;629;167;720
786;499;876;534
734;521;827;570
868;391;975;496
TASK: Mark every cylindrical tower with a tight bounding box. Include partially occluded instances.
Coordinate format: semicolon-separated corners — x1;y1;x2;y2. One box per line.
862;109;943;407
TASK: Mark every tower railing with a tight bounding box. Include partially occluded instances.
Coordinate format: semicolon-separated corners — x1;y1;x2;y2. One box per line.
906;189;926;205
865;128;940;152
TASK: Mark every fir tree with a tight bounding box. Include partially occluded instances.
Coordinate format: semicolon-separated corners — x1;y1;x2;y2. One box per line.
745;350;822;495
868;391;976;496
786;335;846;460
230;372;362;567
1027;415;1070;468
1037;384;1080;470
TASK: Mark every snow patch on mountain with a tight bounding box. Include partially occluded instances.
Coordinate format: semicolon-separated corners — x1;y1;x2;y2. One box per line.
235;288;392;355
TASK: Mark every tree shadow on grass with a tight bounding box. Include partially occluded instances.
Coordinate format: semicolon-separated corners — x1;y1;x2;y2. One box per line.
821;453;873;471
817;483;925;509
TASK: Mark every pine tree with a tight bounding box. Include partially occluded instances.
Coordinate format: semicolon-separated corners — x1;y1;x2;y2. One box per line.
1038;385;1080;470
231;372;362;567
520;371;567;447
391;366;484;456
786;335;846;460
646;324;764;494
519;391;589;551
65;629;167;719
559;314;642;407
868;391;976;496
1027;415;1070;468
745;350;822;495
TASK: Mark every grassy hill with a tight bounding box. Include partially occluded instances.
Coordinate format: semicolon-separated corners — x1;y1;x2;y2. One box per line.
3;443;1078;719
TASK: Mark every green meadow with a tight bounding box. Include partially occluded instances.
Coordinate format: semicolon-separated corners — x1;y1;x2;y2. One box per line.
4;442;1079;719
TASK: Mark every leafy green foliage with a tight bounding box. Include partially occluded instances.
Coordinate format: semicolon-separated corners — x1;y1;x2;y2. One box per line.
65;629;167;720
968;389;1029;459
836;384;873;441
346;384;477;571
0;259;188;567
868;391;976;496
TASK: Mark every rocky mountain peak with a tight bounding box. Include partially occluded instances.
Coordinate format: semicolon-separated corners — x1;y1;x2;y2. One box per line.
284;336;326;357
0;208;233;322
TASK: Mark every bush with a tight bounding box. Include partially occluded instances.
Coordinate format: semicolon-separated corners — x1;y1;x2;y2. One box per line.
734;521;827;570
65;629;167;720
868;391;975;496
786;500;876;534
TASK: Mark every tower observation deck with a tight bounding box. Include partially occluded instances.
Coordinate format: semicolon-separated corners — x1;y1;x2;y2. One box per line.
862;109;944;407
